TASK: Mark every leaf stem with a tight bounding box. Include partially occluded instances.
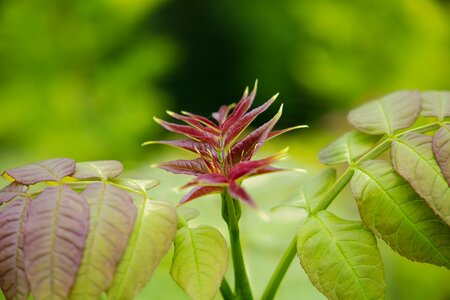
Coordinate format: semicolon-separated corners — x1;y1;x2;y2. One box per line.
220;277;234;300
261;236;297;300
221;192;253;299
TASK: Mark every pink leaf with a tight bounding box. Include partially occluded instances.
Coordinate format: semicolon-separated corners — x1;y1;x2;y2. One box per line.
0;196;30;300
227;181;256;208
267;125;308;140
181;111;218;129
212;104;235;126
154;118;218;146
228;151;286;180
221;85;257;131
229;106;283;164
0;182;28;204
223;95;277;147
167;111;218;135
179;186;224;205
142;139;214;156
3;158;75;185
24;186;89;300
181;174;228;189
157;158;210;176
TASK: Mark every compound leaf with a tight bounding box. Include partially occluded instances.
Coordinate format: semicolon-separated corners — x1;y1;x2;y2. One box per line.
72;161;123;181
170;225;228;300
347;91;421;135
421;91;450;120
319;131;380;165
0;196;30;300
352;160;450;268
297;211;385;300
391;132;450;226
0;183;28;205
3;158;75;185
432;125;450;185
107;199;177;300
69;183;136;300
24;186;89;300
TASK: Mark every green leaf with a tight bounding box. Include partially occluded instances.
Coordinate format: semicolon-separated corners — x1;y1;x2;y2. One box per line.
107;199;177;300
319;131;380;165
72;161;123;181
347;91;421;135
0;196;30;300
69;183;136;300
352;160;450;268
24;186;89;300
391;132;450;226
302;168;336;212
297;211;385;300
110;178;159;195
432;125;450;185
170;225;228;300
421;91;450;121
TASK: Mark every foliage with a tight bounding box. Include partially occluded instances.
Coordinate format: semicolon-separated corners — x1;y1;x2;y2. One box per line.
2;87;450;300
0;159;176;300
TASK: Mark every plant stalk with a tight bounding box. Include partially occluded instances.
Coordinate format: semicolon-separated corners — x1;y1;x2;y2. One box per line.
261;236;297;300
220;277;234;300
221;192;253;300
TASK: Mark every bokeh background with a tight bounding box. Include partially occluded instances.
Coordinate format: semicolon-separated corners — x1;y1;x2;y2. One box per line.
1;0;450;299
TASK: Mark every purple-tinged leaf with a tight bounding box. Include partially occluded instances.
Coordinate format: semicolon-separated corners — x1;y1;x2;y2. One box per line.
181;174;228;190
0;196;30;300
222;85;257;132
228;181;256;207
154;118;218;147
267;125;308;141
24;186;89;300
156;159;210;176
433;125;450;185
229;105;283;164
212;104;235;125
421;91;450;121
228;150;287;180
181;111;218;129
72;160;123;180
142;139;214;156
348;90;421;135
0;182;28;205
166;111;219;135
244;166;285;179
3;158;76;185
223;95;277;147
179;186;224;205
69;183;136;300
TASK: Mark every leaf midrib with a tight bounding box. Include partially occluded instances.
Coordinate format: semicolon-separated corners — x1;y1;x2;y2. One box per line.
313;215;370;300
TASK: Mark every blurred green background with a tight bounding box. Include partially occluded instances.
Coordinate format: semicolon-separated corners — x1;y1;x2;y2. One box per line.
1;0;450;299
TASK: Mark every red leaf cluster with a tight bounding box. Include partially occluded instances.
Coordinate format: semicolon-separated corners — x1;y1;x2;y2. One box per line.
148;83;306;207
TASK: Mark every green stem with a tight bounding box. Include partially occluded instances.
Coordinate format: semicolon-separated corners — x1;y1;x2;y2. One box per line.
220;277;234;300
221;192;253;300
261;120;445;298
261;236;297;300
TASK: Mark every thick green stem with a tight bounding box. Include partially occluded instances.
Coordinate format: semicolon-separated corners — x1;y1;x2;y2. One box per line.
261;236;297;300
220;277;234;300
221;192;253;300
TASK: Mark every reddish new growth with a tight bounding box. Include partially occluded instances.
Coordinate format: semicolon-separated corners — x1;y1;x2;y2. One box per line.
145;83;306;207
